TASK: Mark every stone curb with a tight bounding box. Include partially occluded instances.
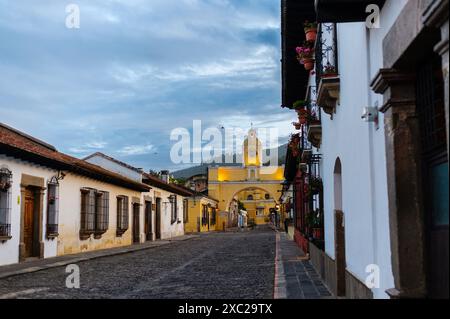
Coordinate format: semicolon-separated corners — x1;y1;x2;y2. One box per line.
0;235;199;280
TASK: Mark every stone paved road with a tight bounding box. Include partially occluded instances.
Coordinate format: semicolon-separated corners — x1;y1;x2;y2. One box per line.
0;229;276;299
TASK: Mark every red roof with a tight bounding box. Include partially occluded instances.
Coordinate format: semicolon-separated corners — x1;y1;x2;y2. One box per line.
0;123;150;192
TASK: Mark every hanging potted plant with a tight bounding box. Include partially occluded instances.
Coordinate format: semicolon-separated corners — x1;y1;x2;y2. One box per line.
292;122;302;130
293;100;308;115
296;41;315;71
322;64;338;78
289;134;300;157
298;109;310;124
304;21;318;42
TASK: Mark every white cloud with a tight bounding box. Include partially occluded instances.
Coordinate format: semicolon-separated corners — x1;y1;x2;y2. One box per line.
118;144;156;156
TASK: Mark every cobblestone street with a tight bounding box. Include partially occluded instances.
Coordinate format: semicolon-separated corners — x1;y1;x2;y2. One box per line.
0;228;330;299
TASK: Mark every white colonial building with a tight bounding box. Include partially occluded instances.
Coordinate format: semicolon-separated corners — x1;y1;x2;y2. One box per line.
84;153;191;242
281;0;448;299
0;123;150;266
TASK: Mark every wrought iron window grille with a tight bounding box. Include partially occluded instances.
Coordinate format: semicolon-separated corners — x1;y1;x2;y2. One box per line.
0;168;12;241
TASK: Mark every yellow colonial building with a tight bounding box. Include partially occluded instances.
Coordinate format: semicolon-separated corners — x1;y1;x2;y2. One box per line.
184;194;219;233
208;129;284;229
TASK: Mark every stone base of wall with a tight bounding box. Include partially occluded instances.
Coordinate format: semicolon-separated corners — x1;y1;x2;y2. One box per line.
309;242;373;299
309;242;336;296
345;270;374;299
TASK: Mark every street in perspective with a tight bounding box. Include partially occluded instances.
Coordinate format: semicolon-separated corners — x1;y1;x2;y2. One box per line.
0;0;448;304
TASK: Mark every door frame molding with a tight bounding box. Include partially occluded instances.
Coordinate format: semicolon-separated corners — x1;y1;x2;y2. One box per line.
19;174;45;262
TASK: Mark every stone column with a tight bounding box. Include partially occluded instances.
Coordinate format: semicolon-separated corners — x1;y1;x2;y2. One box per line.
371;69;427;299
423;0;449;153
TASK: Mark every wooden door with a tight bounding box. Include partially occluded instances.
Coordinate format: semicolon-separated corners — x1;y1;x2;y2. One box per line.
144;201;152;241
155;198;161;240
416;56;449;298
335;210;346;297
132;204;140;244
24;189;36;258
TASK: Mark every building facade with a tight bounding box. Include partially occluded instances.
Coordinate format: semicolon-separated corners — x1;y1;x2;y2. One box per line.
84;153;192;242
281;0;448;299
0;123;149;266
184;194;218;233
208;129;284;230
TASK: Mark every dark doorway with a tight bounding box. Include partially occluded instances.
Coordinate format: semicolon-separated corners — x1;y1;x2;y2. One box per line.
132;203;140;244
144;201;153;241
416;55;449;298
155;198;162;240
24;188;39;258
334;158;346;297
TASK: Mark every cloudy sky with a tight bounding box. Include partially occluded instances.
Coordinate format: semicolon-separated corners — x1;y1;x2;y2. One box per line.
0;0;293;172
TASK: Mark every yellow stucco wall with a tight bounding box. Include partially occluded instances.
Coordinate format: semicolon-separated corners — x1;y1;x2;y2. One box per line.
185;196;218;233
208;166;284;228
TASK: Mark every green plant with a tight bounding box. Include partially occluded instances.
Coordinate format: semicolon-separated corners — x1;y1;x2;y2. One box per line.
323;64;337;74
293;100;308;110
304;21;318;31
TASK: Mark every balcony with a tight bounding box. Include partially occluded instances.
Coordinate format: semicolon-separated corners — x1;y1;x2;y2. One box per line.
315;22;340;117
307;123;322;148
317;76;340;116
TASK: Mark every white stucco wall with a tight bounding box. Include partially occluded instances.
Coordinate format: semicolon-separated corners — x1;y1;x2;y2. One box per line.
150;188;185;240
57;173;141;256
83;156;186;241
0;155;58;266
320;1;408;298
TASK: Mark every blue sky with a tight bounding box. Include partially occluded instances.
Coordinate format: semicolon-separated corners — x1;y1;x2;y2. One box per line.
0;0;292;172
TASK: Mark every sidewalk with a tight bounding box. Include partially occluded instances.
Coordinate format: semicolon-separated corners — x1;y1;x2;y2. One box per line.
0;234;199;280
274;232;333;299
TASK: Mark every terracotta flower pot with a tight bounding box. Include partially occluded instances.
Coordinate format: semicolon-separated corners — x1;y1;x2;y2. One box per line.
302;58;315;71
305;29;317;42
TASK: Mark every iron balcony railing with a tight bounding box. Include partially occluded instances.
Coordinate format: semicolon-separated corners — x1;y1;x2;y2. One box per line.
315;22;338;87
0;223;11;238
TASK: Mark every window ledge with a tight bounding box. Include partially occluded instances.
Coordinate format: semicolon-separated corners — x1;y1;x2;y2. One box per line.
46;233;59;240
116;229;128;237
0;236;12;243
317;75;340;117
79;231;93;241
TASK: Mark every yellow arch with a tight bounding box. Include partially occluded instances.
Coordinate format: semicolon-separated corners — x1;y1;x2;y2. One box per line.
225;185;280;212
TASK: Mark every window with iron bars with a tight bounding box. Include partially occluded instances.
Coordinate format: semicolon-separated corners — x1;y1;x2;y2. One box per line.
80;188;109;240
116;195;129;236
0;168;12;240
169;195;177;224
46;179;59;239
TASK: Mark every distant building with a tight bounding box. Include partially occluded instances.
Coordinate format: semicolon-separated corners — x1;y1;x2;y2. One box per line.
208;129;284;229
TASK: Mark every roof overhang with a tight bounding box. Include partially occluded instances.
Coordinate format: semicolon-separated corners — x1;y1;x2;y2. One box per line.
281;0;316;108
315;0;386;23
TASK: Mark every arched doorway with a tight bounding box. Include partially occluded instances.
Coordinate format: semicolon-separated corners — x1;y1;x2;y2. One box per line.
228;187;279;227
334;158;346;297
